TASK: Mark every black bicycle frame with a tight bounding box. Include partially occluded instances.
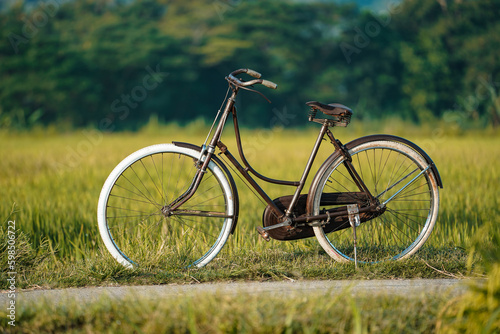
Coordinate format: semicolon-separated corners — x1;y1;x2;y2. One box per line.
168;84;377;226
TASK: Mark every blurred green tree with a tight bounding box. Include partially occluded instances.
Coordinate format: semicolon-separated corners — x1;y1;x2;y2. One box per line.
0;0;498;129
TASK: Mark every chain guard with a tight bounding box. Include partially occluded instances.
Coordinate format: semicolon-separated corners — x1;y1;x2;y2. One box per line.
262;192;379;241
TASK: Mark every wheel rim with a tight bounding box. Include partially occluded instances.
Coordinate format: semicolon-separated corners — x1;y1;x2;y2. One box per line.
314;142;438;263
101;148;233;269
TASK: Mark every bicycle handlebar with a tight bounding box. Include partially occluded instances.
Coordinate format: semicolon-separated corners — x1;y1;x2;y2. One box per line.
245;69;262;79
227;68;278;90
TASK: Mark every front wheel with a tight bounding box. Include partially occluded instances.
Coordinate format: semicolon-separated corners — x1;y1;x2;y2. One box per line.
311;140;440;263
97;144;236;269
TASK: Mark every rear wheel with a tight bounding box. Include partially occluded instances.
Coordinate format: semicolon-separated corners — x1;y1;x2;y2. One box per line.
97;144;235;269
311;140;440;263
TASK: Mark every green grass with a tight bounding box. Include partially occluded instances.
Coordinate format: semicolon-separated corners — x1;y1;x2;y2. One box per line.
0;123;499;289
1;224;498;333
1;123;499;333
1;289;445;334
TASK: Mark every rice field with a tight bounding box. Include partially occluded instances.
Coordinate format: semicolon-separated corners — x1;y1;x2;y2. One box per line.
0;123;499;288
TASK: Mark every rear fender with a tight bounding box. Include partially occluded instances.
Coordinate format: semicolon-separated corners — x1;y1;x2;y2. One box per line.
306;134;443;214
346;135;443;188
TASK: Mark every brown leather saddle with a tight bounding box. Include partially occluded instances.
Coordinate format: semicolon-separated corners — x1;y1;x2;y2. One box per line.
306;101;352;117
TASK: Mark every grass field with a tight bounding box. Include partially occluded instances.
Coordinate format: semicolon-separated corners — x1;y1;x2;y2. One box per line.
1;123;499;332
1;122;498;288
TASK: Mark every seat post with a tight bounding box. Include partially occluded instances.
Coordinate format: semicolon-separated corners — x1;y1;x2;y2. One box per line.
285;121;330;217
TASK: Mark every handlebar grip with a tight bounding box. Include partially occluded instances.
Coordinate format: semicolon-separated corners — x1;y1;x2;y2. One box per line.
262;80;278;89
246;69;262;79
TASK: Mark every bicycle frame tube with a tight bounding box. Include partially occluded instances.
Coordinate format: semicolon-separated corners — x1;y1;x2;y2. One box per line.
215;106;331;219
231;107;299;187
326;129;376;203
169;84;331;220
284;123;330;217
169;82;377;226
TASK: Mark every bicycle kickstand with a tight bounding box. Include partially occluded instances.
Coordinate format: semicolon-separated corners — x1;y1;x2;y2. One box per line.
347;204;361;268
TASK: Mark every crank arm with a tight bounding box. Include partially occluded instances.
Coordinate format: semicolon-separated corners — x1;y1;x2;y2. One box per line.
256;218;292;242
260;219;292;231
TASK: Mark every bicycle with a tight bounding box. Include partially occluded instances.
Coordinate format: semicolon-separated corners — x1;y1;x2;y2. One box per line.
97;68;443;269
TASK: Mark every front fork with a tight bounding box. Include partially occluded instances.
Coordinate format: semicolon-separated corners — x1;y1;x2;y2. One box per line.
162;144;215;215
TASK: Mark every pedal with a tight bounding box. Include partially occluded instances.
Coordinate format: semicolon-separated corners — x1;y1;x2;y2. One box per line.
256;226;271;242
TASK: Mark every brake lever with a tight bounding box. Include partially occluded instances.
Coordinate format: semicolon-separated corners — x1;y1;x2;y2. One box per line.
226;75;273;103
239;84;272;103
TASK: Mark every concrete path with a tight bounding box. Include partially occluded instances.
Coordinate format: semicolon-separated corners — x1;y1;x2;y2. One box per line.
1;279;468;307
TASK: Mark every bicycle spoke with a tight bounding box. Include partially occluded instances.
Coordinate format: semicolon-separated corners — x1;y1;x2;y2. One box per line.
140;158;165;203
109;193;161;205
129;165;163;207
150;154;167;205
115;177;162;208
376;167;419;199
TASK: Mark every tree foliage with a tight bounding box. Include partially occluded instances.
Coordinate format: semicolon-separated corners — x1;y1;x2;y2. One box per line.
0;0;498;129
